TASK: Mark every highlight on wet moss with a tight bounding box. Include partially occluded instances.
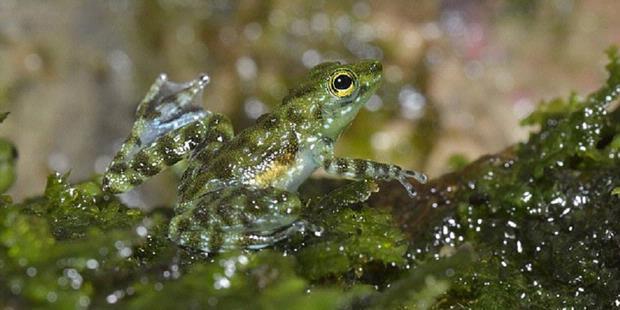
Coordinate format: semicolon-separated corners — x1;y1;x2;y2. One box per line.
291;179;407;283
38;173;142;239
296;206;408;281
127;250;371;309
366;245;475;310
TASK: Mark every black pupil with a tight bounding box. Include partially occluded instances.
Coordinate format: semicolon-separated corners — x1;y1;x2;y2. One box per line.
333;74;353;90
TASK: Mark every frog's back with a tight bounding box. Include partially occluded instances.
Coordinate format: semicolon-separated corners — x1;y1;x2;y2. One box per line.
209;119;301;181
178;109;320;200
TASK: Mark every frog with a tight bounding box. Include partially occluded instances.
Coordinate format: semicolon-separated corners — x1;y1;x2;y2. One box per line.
101;60;427;253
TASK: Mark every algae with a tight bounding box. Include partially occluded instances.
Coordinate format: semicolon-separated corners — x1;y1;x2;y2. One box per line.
2;48;620;308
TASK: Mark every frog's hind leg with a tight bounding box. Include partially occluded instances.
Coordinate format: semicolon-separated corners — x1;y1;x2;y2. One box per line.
102;74;232;193
169;186;315;253
177;113;234;200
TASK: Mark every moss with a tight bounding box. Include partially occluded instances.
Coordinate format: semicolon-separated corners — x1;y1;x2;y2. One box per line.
289;180;405;283
34;173;142;240
296;206;408;281
2;48;620;308
367;246;475;310
387;47;620;308
446;154;470;172
0;173;144;308
127;251;371;309
442;48;620;308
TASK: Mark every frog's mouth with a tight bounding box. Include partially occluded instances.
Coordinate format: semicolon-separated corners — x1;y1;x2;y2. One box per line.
341;84;368;107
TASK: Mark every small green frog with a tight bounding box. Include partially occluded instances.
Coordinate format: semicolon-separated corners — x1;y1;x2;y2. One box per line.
102;60;426;252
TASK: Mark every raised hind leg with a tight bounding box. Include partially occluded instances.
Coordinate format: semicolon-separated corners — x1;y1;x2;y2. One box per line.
102;73;233;194
176;113;234;202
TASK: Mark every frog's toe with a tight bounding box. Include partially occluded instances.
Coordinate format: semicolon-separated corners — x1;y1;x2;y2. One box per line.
245;219;324;250
290;219;324;237
394;169;426;198
402;169;428;184
396;176;418;198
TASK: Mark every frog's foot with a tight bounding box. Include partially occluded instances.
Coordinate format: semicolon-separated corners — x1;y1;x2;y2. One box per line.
288;219;324;236
403;169;428;184
397;169;428;198
315;179;379;211
103;74;224;194
245;220;324;250
133;73;211;148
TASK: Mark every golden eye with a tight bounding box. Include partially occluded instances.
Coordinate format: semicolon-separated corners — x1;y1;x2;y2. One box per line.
329;71;356;97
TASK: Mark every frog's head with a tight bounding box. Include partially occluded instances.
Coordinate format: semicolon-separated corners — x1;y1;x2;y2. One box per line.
284;60;382;139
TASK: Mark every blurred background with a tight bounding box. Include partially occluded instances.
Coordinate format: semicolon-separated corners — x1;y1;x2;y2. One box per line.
0;0;618;207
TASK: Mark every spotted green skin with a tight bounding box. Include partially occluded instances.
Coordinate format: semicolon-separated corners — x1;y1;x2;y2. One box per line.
102;61;427;252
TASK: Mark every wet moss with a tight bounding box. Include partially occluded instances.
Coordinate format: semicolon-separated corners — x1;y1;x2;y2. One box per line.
379;47;620;308
2;49;620;308
127;251;371;310
441;48;620;308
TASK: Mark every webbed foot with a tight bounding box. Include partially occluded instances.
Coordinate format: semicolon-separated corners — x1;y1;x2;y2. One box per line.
397;169;428;198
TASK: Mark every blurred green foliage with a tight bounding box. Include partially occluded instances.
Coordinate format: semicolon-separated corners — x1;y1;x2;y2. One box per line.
0;112;16;194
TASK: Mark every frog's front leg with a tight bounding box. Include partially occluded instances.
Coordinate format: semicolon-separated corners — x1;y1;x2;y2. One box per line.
168;186;316;253
316;138;427;198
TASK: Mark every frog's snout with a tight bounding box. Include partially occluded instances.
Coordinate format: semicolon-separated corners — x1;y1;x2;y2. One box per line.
359;60;383;87
369;61;382;73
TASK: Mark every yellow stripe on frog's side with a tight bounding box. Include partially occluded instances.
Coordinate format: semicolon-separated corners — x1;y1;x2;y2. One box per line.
254;151;296;187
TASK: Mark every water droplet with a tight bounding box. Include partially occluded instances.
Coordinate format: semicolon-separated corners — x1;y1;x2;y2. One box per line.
26;267;37;277
213;275;231;290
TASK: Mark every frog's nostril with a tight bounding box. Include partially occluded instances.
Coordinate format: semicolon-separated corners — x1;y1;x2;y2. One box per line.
370;62;382;72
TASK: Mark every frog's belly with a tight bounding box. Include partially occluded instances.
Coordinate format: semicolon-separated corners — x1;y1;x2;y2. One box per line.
253;149;318;192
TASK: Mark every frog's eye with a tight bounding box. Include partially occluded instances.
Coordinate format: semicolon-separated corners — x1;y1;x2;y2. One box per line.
329;71;356;98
